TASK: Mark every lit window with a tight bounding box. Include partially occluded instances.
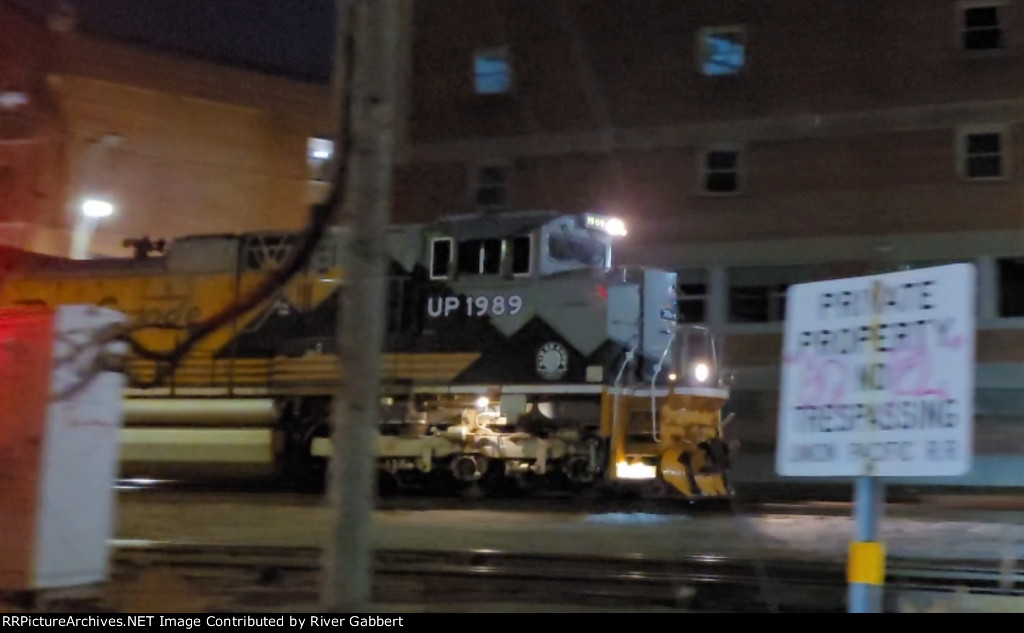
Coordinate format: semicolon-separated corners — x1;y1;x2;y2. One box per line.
473;164;509;209
473;48;512;94
0;91;29;110
961;4;1004;51
958;127;1007;180
698;26;745;76
700;147;741;194
307;137;334;182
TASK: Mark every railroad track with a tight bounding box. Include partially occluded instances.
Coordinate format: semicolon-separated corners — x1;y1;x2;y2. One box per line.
7;543;1021;613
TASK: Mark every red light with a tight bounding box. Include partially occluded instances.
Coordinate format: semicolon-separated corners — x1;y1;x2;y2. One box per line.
597;284;607;300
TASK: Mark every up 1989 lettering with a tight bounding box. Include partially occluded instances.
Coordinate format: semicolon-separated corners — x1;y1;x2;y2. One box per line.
428;294;523;318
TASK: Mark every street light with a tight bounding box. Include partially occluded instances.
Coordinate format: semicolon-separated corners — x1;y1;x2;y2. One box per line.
70;196;116;259
81;198;113;219
69;134;121;259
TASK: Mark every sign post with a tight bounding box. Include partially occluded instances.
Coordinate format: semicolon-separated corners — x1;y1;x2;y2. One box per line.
776;264;976;613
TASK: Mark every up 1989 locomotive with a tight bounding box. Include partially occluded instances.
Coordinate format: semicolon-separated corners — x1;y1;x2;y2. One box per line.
0;209;734;499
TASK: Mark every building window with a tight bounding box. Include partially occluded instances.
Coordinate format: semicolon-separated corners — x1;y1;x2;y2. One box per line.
698;26;745;76
998;257;1024;317
727;265;825;324
676;270;708;323
0;91;28;110
472;164;509;209
700;147;741;194
957;127;1007;180
961;3;1004;51
473;47;512;94
728;284;788;323
307;137;334;183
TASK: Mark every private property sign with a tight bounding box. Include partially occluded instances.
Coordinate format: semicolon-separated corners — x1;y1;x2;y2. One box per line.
776;264;975;478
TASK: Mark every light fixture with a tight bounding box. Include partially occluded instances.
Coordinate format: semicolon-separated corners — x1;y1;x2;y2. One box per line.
81;198;114;218
605;218;627;237
475;396;489;409
692;362;710;383
0;91;29;110
308;137;334;162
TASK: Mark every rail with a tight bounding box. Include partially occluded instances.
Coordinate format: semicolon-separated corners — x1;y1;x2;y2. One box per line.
5;543;1022;612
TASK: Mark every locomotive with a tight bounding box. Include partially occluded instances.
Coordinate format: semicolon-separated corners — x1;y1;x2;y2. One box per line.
0;209;734;499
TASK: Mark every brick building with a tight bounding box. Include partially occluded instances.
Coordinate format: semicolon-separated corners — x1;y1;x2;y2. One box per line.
0;0;335;256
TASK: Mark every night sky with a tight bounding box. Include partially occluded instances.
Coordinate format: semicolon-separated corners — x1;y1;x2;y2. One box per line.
8;0;335;81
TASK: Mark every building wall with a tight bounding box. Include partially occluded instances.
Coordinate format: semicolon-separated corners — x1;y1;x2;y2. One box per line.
0;2;66;252
400;0;1024;244
47;31;335;257
6;0;1024;257
1;2;340;257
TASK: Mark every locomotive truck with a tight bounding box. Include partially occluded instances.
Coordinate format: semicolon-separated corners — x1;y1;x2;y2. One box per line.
0;209;734;499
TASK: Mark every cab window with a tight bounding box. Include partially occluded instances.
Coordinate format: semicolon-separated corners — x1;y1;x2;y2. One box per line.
457;238;502;275
548;234;606;267
510;235;531;275
429;238;452;279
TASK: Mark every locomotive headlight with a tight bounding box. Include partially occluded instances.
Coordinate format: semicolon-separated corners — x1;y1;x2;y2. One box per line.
668;373;678;381
692;362;710;383
475;396;490;409
605;218;627;237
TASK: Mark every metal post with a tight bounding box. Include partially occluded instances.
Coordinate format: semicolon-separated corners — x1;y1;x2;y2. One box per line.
847;476;886;613
846;279;887;613
321;0;400;613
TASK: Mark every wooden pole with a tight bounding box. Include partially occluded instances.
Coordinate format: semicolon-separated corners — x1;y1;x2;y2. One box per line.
321;0;400;612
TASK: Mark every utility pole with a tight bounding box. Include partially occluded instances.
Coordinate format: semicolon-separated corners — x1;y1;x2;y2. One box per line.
322;0;401;612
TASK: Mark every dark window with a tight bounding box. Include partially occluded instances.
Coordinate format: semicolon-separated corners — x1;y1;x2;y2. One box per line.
998;257;1024;317
703;149;740;193
964;132;1004;179
474;165;508;208
728;286;770;323
481;239;501;274
458;240;481;274
430;239;451;278
963;6;1003;51
677;283;707;323
774;284;789;321
511;236;531;275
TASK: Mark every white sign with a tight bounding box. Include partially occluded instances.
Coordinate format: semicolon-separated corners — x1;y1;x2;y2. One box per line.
776;264;975;478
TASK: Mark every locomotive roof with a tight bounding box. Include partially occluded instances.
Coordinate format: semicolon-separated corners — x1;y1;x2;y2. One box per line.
426;210;563;241
0;244;165;276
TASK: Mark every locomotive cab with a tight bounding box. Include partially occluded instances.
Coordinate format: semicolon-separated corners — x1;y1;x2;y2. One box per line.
424;210;619;283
